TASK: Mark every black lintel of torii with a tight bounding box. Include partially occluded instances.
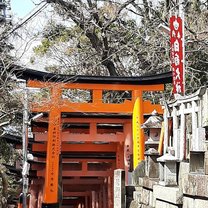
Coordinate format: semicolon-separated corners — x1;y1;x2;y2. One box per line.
13;65;172;85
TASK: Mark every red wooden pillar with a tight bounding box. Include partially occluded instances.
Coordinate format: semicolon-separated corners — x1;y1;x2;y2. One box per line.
89;195;92;208
102;180;107;208
132;90;145;169
42;85;62;208
37;186;43;208
95;192;98;208
85;196;88;208
29;182;38;208
107;176;113;208
124;122;133;184
116;142;124;169
92;191;96;208
98;190;103;208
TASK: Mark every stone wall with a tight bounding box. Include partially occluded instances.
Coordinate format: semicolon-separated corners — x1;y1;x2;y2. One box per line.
128;164;208;208
128;176;183;208
127;88;208;208
127;151;208;207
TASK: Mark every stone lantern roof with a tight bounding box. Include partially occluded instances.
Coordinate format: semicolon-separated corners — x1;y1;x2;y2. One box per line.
141;110;163;129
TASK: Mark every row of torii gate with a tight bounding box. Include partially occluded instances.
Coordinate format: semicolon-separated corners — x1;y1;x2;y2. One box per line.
17;69;172;208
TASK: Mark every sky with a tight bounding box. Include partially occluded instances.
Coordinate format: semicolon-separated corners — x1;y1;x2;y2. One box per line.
10;0;50;70
11;0;40;18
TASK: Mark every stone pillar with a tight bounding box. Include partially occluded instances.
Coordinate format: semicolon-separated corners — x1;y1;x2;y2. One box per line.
145;148;159;179
114;169;125;208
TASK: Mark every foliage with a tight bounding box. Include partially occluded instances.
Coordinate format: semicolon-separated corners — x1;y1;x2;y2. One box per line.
0;13;23;208
31;0;208;93
185;3;208;93
32;0;169;76
0;147;21;208
0;0;205;205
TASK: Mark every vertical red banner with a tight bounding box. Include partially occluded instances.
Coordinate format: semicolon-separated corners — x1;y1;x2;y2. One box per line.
170;16;185;94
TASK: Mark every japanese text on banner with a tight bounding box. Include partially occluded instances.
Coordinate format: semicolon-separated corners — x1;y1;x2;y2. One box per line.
170;16;185;94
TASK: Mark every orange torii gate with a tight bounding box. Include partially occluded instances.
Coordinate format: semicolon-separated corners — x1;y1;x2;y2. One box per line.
18;69;172;208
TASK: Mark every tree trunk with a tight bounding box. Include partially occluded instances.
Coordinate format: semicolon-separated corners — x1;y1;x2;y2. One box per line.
101;58;118;76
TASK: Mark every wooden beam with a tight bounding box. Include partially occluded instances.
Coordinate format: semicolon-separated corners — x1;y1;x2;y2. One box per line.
31;162;113;171
37;170;113;177
62;117;131;124
32;118;130;137
63;184;101;192
32;143;117;152
31;178;104;185
33;127;123;134
31;100;162;114
27;80;164;91
63;192;91;197
34;132;124;142
35;158;115;163
62;178;104;185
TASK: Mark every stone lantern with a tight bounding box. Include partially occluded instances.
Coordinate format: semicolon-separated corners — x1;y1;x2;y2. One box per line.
157;151;179;186
141;110;163;150
141;110;163;179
